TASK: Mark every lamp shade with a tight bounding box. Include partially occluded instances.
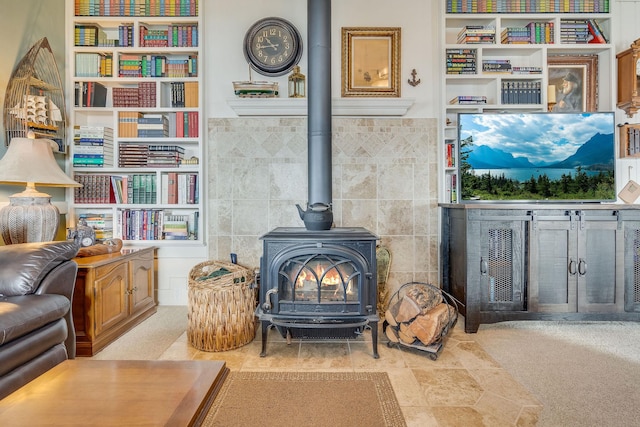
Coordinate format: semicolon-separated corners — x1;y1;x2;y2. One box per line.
0;137;80;244
0;137;80;188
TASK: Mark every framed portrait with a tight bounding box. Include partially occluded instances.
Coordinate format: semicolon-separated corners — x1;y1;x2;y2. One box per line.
547;54;598;112
341;27;401;97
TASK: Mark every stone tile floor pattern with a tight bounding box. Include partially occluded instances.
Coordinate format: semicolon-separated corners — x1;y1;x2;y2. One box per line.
158;320;542;426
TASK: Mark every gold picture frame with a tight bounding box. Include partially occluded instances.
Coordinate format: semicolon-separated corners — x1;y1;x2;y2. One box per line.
547;54;598;112
341;27;401;97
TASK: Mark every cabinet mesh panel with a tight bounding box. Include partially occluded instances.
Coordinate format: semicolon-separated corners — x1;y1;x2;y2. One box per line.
489;229;513;302
635;230;640;303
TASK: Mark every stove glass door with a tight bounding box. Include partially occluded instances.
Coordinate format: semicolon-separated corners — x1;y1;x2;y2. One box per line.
280;254;360;306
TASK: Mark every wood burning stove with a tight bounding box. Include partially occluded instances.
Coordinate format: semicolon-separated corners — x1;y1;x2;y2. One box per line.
257;227;379;358
255;1;381;358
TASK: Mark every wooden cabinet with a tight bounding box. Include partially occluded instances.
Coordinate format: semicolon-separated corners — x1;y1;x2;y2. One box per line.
529;209;623;314
442;205;640;332
442;207;528;332
72;247;156;356
616;38;640;117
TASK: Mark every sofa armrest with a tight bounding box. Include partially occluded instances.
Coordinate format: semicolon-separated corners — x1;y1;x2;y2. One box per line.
34;261;79;358
0;241;79;296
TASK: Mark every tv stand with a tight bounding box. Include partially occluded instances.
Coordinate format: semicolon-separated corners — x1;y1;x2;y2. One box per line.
441;204;640;333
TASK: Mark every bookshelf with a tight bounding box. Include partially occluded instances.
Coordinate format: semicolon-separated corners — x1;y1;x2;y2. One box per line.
65;1;205;266
441;0;615;203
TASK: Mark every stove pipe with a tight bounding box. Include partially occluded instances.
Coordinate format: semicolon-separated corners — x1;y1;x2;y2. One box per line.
296;0;333;231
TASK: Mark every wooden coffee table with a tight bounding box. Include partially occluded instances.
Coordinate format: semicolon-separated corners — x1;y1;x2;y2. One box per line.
0;360;228;426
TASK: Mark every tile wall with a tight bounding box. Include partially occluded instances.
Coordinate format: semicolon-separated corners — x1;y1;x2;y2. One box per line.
207;117;439;296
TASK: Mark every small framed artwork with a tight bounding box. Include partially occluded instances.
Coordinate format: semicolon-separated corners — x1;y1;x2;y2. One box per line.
547;54;598;112
341;27;401;97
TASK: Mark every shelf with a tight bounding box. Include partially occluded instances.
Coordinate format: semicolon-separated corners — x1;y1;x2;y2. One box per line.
226;97;415;116
440;6;615;204
67;0;205;248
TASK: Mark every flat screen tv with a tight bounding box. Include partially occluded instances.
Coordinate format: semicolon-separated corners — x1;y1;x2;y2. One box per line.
458;112;616;203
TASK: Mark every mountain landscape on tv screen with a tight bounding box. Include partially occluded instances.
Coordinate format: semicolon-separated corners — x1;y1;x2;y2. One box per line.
466;132;614;171
459;112;616;202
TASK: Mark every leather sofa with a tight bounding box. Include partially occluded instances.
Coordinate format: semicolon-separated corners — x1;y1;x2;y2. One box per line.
0;240;79;400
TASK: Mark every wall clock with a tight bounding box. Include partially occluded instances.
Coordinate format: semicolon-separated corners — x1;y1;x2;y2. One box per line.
244;17;303;77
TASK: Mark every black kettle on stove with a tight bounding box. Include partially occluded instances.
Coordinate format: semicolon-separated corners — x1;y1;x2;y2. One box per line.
296;202;333;231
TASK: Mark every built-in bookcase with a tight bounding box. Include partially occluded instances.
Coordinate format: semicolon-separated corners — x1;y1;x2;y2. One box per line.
441;0;615;203
65;0;206;274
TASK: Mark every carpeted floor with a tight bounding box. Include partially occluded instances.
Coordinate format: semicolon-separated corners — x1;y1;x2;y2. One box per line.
474;320;640;427
91;306;187;360
203;371;407;427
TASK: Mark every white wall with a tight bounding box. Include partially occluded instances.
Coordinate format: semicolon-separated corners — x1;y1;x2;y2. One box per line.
204;0;440;118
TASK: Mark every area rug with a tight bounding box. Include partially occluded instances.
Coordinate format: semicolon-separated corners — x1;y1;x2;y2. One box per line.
203;371;407;427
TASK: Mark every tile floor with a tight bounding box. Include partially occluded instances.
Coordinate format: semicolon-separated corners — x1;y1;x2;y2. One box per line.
157;320;542;427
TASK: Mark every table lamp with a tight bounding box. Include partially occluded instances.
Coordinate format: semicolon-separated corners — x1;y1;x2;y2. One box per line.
0;136;81;244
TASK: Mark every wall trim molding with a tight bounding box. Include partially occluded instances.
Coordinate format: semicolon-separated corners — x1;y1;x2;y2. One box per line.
227;97;415;116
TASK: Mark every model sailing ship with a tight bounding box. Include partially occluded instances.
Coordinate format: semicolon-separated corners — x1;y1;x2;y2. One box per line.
3;37;66;151
9;92;63;134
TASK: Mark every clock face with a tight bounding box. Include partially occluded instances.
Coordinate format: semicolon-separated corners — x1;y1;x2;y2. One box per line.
244;17;303;77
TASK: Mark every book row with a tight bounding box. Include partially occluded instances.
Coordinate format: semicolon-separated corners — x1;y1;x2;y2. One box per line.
74;23;133;47
457;26;496;44
73;172;198;206
446;48;477;74
140;23;198;47
501;81;542;104
74;0;199;17
501;22;554;44
73;173;153;204
483;59;511;73
119;143;186;168
74;52;197;78
114;209;199;241
73;126;114;168
118;111;198;138
447;0;609;13
449;95;487;104
559;19;608;44
445;142;456;168
75;53;113;78
445;173;458;204
74;81;197;109
74;81;108;107
118;54;198;78
169;81;198;108
113;81;157;108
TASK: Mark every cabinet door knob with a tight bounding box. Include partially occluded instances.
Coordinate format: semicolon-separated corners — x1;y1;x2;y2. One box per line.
480;258;488;275
568;258;577;275
578;259;587;276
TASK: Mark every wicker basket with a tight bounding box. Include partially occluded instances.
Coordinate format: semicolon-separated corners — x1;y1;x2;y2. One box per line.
187;260;256;352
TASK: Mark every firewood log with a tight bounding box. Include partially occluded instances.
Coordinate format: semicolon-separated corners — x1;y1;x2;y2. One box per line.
385;308;398;327
398;328;416;345
385;297;403;326
385;325;399;343
395;295;422;323
405;285;443;315
399;322;416;339
408;303;455;346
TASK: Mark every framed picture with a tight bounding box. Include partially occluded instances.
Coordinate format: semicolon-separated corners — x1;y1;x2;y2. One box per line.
341;27;401;97
547;55;598;112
